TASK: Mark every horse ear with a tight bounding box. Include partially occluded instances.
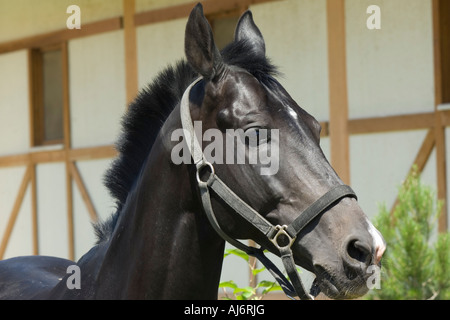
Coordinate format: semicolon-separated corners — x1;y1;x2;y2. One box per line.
234;10;266;57
185;3;222;78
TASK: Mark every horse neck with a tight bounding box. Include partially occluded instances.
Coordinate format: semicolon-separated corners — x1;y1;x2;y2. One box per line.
95;108;225;299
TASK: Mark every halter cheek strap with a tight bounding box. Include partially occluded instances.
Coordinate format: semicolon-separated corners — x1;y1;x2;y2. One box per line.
180;78;357;300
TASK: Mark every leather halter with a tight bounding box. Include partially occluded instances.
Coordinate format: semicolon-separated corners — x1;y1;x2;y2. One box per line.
180;77;357;300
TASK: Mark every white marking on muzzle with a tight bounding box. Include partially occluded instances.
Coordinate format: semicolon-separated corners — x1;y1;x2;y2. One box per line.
366;218;386;264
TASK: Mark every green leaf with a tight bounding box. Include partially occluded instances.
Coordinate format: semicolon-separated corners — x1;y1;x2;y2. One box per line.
252;267;266;275
241;291;254;300
262;284;283;295
234;286;256;300
256;280;276;288
224;248;249;261
233;286;255;296
219;280;238;290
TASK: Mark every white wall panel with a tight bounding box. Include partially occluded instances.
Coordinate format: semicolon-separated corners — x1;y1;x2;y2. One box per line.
36;163;68;258
250;0;329;122
3;187;32;259
350;130;436;219
69;31;126;149
346;0;434;118
137;18;186;90
0;50;30;156
0;50;32;259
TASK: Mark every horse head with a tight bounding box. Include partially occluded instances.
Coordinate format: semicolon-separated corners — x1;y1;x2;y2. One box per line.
182;4;385;299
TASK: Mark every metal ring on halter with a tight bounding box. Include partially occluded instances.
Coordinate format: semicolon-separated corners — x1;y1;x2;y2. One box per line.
196;160;215;186
270;225;296;250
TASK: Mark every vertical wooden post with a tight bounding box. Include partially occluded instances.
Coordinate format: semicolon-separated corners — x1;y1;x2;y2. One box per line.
30;164;39;255
326;0;350;185
435;114;447;232
123;0;139;105
432;0;448;232
62;41;75;260
28;48;40;255
65;165;75;260
28;49;37;148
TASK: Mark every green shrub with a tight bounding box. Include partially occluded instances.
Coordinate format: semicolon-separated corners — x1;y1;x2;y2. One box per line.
367;167;450;299
219;249;282;300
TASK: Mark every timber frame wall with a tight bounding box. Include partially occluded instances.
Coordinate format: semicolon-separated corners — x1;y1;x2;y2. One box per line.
0;0;449;261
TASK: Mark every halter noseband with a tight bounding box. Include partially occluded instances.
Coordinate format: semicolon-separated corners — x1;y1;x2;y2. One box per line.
180;78;357;300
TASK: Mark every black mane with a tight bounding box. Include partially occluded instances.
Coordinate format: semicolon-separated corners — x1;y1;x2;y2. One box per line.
95;39;278;243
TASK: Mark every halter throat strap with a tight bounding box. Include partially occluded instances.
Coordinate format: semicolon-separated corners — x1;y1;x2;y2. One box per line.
180;78;357;300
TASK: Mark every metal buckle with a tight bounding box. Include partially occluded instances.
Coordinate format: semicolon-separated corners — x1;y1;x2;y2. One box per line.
196;160;215;186
270;225;296;250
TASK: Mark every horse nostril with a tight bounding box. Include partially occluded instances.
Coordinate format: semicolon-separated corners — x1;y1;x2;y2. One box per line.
346;239;372;266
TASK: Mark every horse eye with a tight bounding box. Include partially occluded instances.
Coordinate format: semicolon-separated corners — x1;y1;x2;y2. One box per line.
244;127;270;146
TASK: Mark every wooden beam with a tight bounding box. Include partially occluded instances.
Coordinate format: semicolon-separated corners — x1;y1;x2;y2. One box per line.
134;0;281;26
28;49;38;148
0;153;31;168
30;149;66;163
0;17;122;55
433;0;448;232
69;162;99;222
61;41;76;260
0;145;117;168
326;0;350;184
2;109;442;169
68;145;117;161
319;111;439;138
134;1;192;26
435;112;448;232
30;165;39;255
0;0;283;56
62;42;71;149
414;129;437;174
66;163;75;261
390;129;436;213
28;47;45;147
319;121;329;138
436;0;450;104
433;0;443;107
124;0;139;105
0;166;32;259
349;113;435;135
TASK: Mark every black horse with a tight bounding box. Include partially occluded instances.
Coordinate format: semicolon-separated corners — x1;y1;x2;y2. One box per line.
0;4;385;299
